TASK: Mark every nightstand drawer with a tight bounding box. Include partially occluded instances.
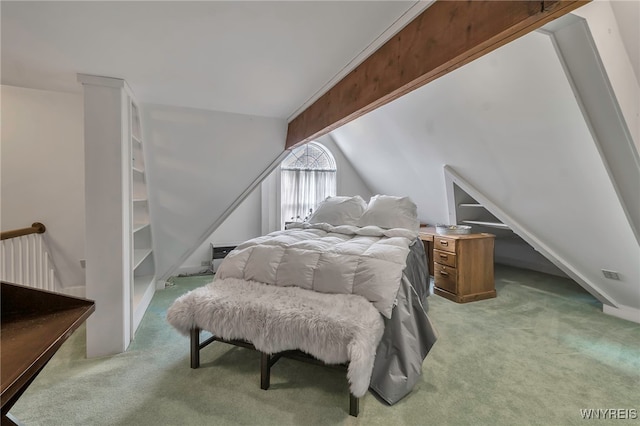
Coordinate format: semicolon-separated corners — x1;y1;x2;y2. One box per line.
434;237;456;253
434;263;457;293
434;249;456;267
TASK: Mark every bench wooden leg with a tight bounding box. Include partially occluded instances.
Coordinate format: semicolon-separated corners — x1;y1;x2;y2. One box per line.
190;327;200;369
189;337;361;416
260;352;271;390
349;393;359;417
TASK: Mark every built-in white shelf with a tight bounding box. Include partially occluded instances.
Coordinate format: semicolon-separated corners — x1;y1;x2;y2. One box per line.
130;99;155;337
133;223;150;233
451;184;512;232
461;220;511;230
133;274;154;304
132;188;147;200
133;248;152;269
80;75;156;356
80;75;155;356
132;274;155;332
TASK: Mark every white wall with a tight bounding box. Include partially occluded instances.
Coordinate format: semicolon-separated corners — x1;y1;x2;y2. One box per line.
609;1;640;86
1;85;85;294
141;103;287;281
317;134;374;200
178;186;262;275
177;133;374;274
331;29;640;313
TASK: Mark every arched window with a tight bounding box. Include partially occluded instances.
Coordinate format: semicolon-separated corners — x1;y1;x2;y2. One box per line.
281;142;336;226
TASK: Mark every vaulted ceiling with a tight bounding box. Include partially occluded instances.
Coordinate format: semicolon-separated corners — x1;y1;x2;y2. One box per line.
1;1;427;118
3;1;637;121
3;1;638;319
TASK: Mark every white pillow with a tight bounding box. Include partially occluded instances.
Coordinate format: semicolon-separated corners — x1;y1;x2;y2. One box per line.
357;195;420;231
307;195;367;226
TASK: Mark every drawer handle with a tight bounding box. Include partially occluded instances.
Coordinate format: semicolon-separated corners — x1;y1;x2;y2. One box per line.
440;241;449;246
439;254;448;259
439;270;449;276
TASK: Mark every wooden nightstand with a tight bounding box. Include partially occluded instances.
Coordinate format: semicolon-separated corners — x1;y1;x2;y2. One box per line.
419;226;496;303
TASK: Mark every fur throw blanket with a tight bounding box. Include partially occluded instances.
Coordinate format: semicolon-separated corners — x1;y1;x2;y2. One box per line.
167;277;384;397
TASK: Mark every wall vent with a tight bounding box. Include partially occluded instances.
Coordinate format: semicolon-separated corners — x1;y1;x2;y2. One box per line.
601;269;621;280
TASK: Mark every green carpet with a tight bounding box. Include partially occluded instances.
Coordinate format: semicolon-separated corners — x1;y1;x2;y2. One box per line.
10;266;640;425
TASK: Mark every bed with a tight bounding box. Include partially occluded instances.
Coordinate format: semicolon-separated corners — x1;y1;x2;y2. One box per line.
167;195;438;416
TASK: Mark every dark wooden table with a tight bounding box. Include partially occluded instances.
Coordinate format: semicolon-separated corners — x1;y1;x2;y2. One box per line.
1;282;95;425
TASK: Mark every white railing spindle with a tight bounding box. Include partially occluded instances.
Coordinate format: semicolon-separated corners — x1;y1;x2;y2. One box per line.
24;236;30;285
17;238;23;284
10;239;15;283
1;224;58;292
44;253;50;290
30;235;36;287
49;267;55;292
1;242;5;281
37;236;43;288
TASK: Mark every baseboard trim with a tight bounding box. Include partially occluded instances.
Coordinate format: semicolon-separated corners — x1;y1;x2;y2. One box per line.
603;304;640;324
494;258;568;278
175;265;212;277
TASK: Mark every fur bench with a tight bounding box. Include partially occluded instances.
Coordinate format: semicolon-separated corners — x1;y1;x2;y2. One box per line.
189;329;360;416
167;277;386;416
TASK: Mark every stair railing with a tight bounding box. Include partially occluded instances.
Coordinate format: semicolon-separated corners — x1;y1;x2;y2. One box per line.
1;222;59;291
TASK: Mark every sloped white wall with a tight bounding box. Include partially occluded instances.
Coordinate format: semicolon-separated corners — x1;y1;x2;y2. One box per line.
141;103;287;281
318;134;374;200
331;30;640;313
178;185;262;275
1;85;86;294
177;132;373;274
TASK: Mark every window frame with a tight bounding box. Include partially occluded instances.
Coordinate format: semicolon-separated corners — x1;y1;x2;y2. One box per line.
279;142;337;228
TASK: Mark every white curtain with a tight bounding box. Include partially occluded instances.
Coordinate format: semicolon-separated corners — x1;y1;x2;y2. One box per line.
281;169;336;225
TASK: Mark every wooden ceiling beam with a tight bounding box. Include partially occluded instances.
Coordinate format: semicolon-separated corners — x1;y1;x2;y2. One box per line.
285;0;588;149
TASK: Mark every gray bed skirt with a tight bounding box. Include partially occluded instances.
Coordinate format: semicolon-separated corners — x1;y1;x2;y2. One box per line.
369;238;438;404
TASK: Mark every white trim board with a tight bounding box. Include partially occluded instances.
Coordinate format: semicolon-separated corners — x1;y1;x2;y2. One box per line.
443;164;618;308
603;304;640;324
541;15;640;244
159;150;290;282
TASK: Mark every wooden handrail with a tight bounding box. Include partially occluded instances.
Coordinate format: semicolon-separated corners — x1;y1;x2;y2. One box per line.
1;223;46;241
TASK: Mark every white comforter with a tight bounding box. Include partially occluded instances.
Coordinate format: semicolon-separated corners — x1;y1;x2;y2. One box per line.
216;223;418;318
